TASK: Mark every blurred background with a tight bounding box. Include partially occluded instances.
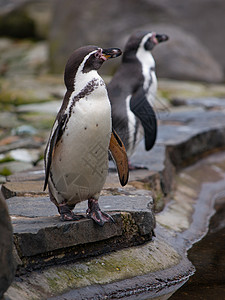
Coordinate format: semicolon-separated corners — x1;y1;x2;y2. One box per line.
1;0;225;80
0;0;225;177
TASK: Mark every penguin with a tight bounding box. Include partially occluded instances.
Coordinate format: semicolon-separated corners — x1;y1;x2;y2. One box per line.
107;31;169;165
44;45;129;226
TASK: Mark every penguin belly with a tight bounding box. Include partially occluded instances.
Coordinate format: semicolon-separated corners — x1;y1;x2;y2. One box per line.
127;125;144;158
125;97;144;157
50;92;111;206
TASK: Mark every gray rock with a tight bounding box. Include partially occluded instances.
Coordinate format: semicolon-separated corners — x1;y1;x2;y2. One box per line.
0;1;28;15
0;161;33;175
0;112;21;129
0;0;53;40
7;194;155;271
8;148;40;163
17;100;61;115
0;176;6;184
11;125;37;136
0;39;48;76
0;190;15;299
173;97;225;109
49;0;225;82
0;137;43;154
151;25;223;83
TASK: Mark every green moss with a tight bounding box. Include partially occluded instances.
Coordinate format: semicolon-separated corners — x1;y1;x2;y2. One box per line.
45;238;181;295
47;276;59;292
154;191;165;213
158;89;172;101
0;156;15;164
120;213;140;239
0;92;50;107
0;167;12;176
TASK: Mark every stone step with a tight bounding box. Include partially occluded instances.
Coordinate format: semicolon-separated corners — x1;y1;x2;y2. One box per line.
8;194;155;274
3;104;225;299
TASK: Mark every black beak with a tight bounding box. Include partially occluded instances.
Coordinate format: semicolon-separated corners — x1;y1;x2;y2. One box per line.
102;48;122;59
155;34;169;43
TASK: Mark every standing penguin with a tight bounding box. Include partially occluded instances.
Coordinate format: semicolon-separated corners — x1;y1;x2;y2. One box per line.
107;31;168;162
44;46;129;226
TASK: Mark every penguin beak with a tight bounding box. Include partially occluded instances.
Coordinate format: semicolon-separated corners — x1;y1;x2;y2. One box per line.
102;48;122;60
155;34;169;44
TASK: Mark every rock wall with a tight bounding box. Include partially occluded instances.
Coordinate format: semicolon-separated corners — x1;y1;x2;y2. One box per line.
48;0;225;82
0;190;15;299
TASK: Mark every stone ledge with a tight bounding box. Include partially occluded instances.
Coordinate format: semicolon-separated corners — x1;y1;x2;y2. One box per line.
8;195;155;274
3;104;225;298
3;107;225;276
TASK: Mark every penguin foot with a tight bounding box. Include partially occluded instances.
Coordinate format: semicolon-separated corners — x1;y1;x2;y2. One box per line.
86;198;115;226
58;203;84;222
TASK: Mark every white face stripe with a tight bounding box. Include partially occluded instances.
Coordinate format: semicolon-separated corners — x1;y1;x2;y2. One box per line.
65;48;105;116
136;33;156;95
73;49;99;90
139;33;153;48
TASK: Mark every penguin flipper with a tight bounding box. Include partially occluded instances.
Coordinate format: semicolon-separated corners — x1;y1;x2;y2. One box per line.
44;115;67;191
109;128;129;186
130;88;157;151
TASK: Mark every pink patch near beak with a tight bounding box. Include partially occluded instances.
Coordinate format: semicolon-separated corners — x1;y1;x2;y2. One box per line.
152;33;158;45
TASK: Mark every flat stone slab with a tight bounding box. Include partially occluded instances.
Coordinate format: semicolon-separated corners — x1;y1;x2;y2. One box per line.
8;194;154;218
3;98;225;299
8;194;155;273
173;97;225;109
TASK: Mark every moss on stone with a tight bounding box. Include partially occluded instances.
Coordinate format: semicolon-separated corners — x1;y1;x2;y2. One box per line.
0;156;15;164
44;238;181;295
0;91;49;108
0;167;12;176
121;212;139;235
154;191;165;213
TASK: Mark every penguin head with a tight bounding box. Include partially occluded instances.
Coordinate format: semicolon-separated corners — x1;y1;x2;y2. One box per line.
123;31;168;61
143;32;169;51
64;46;122;91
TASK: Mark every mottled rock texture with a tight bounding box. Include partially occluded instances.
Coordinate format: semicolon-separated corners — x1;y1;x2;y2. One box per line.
0;191;15;299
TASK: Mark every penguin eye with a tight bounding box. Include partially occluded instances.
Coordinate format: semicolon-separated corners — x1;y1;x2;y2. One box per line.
94;49;102;59
83;50;103;73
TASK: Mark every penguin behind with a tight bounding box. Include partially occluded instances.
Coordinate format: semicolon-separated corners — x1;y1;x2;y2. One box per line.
108;31;169;163
44;45;129;226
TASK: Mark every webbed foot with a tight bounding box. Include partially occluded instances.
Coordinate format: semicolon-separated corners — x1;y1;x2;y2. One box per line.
86;198;114;226
58;203;84;221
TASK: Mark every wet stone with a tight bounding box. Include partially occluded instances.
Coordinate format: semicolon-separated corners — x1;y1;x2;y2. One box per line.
173;97;225;109
130;143;166;172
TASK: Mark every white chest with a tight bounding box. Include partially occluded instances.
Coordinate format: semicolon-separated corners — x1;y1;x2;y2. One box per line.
136;48;157;105
50;78;112;204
